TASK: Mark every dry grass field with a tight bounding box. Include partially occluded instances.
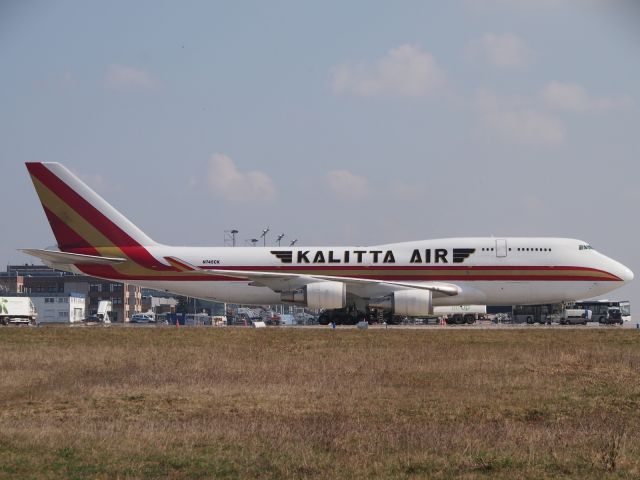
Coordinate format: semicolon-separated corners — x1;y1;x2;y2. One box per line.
1;327;639;479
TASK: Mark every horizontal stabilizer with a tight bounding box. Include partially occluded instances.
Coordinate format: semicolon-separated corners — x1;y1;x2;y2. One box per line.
20;249;127;266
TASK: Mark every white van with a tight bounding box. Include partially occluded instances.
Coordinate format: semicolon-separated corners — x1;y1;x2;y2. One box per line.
560;309;592;325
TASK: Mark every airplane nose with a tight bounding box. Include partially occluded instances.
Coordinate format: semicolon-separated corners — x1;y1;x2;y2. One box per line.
622;266;634;283
613;260;634;283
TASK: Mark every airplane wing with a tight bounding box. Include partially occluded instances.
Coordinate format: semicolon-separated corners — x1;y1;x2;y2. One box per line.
20;249;127;266
164;256;460;297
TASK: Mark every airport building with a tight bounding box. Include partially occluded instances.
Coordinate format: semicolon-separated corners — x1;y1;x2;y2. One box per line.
30;292;85;324
0;264;142;322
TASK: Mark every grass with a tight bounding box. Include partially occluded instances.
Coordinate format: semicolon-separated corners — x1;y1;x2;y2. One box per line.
0;327;639;479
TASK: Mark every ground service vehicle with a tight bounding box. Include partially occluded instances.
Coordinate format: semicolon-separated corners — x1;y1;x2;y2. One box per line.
83;300;112;323
0;297;37;325
604;307;623;325
436;305;486;324
97;300;112;323
559;308;592;325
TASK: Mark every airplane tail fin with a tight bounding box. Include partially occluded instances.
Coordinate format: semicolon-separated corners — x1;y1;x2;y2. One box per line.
25;162;158;254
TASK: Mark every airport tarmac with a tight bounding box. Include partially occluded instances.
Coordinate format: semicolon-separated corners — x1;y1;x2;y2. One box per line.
283;321;640;330
349;322;639;330
50;320;640;330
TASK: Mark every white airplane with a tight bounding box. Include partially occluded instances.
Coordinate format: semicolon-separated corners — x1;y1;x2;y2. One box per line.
22;162;633;323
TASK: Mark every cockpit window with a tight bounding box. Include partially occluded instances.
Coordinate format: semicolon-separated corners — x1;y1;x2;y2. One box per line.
578;244;593;251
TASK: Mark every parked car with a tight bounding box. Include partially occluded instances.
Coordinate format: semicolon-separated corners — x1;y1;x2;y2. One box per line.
130;313;156;323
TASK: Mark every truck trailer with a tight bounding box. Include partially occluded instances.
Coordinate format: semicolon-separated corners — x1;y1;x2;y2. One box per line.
0;297;37;325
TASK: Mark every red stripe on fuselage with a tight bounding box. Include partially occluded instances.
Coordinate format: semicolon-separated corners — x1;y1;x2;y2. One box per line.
77;265;241;282
200;264;620;280
199;264;614;273
76;265;620;282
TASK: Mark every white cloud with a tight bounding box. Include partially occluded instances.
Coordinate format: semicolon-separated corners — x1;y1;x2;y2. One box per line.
469;33;533;69
326;170;369;200
330;44;446;97
207;154;277;203
474;88;528;111
540;81;633;112
105;64;157;89
480;109;566;146
473;89;566;146
390;180;424;201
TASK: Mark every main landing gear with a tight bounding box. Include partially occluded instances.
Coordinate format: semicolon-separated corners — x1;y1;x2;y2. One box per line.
318;306;371;325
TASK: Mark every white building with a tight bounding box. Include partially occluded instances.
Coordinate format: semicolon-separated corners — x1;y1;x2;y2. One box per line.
31;293;86;324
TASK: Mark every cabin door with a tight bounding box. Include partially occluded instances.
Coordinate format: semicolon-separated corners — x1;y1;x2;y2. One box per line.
496;239;508;257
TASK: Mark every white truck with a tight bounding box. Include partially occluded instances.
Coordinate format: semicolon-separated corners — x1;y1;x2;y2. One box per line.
438;305;487;325
0;297;37;325
559;308;592;325
389;305;487;325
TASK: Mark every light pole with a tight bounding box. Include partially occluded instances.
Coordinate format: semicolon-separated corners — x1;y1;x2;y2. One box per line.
276;233;285;246
289;239;298;247
260;227;270;247
231;229;238;247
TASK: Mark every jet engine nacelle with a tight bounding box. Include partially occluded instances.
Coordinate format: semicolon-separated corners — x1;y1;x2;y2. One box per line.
281;281;346;309
369;289;433;317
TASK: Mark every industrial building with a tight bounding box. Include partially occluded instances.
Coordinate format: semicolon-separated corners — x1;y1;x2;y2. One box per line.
29;292;85;324
0;264;142;322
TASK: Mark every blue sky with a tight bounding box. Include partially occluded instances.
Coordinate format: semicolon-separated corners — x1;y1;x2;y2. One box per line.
1;0;638;303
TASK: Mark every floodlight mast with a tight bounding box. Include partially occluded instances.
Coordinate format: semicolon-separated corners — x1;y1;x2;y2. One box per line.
289;239;298;247
276;233;285;246
231;229;238;247
260;227;270;247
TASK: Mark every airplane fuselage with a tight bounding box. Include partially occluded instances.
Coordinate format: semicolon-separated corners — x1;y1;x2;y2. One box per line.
71;237;632;307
